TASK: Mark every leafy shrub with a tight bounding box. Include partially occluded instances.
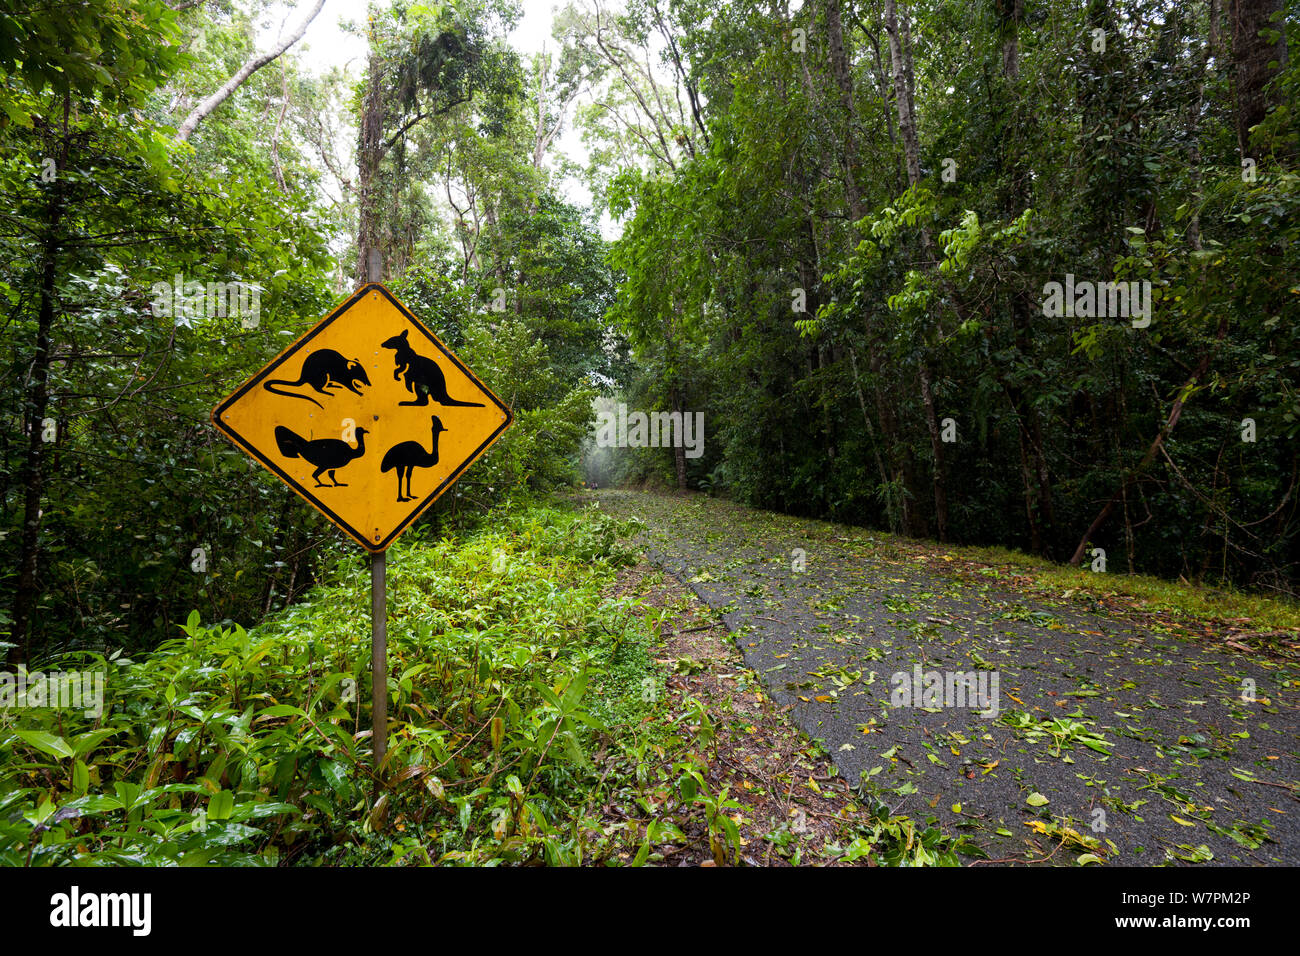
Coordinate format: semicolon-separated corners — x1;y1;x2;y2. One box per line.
0;503;658;866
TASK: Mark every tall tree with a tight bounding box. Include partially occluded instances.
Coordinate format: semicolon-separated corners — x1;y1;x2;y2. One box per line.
354;1;519;282
884;0;948;541
175;0;326;141
1230;0;1290;155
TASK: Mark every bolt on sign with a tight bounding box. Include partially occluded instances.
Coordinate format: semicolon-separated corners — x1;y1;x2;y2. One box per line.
212;283;513;550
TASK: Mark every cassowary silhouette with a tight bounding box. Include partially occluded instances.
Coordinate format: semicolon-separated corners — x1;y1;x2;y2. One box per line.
380;416;445;502
275;425;368;488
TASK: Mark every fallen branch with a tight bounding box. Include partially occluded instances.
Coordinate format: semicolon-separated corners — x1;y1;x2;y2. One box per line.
661;623;720;637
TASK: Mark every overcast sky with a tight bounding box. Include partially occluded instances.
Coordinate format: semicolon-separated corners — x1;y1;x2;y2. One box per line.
263;1;609;231
288;0;562;73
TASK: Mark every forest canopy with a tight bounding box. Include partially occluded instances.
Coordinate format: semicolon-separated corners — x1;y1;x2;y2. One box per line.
592;0;1298;598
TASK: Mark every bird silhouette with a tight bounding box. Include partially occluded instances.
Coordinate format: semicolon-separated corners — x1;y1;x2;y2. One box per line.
380;416;446;502
275;425;368;488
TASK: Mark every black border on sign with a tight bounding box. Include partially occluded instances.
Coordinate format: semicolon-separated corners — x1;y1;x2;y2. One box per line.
210;283;514;552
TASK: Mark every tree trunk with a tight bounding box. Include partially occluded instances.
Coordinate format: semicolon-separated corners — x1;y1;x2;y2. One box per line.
176;0;325;142
869;347;922;535
671;387;687;490
1015;422;1042;555
884;0;923;188
1188;1;1218;250
824;0;865;222
848;347;895;528
1230;0;1289;156
885;0;948;541
821;0;919;533
917;361;947;541
355;46;385;283
1000;0;1022;80
9;96;70;666
991;0;1056;552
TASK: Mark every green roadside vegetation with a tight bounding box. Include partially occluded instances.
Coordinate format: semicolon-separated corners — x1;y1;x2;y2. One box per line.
687;492;1300;637
2;503;663;865
952;546;1300;636
2;498;999;866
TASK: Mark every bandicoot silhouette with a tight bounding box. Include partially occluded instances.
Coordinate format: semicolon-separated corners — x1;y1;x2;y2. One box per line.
380;416;445;502
380;330;484;407
263;349;370;408
275;425;368;488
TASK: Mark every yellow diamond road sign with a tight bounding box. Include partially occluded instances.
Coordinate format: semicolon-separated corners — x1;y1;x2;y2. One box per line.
212;283;513;551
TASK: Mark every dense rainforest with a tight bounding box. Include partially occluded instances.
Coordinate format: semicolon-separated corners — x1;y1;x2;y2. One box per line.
597;0;1299;598
0;0;1296;873
3;0;1296;663
1;0;625;664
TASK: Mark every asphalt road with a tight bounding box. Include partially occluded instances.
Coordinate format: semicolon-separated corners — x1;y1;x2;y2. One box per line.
596;489;1300;866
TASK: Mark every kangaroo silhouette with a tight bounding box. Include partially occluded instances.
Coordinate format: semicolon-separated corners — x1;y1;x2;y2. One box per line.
275;425;368;488
380;330;484;407
380;416;446;502
263;349;370;408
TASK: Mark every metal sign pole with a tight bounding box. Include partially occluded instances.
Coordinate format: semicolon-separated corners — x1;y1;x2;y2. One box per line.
367;246;387;776
371;548;387;771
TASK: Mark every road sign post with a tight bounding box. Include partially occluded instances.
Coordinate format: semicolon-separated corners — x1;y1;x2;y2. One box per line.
371;546;386;772
212;273;513;776
367;251;387;778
